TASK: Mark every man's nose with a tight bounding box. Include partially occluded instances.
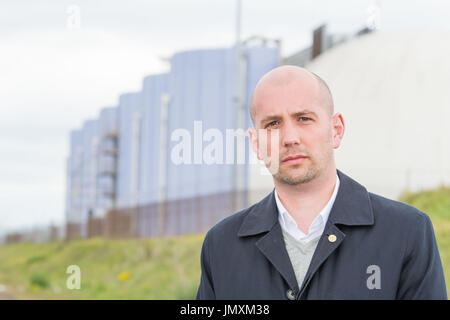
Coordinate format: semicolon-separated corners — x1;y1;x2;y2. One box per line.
281;121;301;146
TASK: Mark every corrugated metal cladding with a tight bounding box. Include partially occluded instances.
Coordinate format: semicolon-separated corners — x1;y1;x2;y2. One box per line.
139;73;169;205
166;45;279;199
67;129;83;223
166;48;235;201
116;92;143;209
65;44;280;239
164;48;237;236
80;119;99;237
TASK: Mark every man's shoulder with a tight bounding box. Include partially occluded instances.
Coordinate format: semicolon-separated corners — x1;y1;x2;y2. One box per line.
368;191;431;227
204;193;270;244
206;202;257;239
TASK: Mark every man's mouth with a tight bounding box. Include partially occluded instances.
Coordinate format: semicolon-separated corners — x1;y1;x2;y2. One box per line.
282;154;308;165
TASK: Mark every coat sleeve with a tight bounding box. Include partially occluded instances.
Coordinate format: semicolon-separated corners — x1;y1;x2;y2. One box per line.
196;231;216;299
396;212;447;299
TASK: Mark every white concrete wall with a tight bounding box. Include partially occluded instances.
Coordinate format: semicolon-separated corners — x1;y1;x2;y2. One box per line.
306;31;450;199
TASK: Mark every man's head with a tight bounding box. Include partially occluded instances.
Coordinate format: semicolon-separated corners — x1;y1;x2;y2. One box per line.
248;65;345;186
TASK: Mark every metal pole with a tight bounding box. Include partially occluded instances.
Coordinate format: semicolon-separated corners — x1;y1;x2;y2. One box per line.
158;93;170;236
233;0;247;213
131;111;141;207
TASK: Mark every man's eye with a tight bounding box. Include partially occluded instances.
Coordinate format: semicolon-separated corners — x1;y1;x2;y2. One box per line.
299;117;312;122
266;121;279;128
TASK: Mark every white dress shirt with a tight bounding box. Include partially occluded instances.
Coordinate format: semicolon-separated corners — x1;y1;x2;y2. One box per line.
274;174;340;243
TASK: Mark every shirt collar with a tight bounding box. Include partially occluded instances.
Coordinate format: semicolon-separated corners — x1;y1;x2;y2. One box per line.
274;174;340;236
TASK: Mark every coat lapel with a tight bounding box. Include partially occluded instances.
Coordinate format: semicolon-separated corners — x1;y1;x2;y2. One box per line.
255;223;300;294
237;190;300;294
298;223;346;297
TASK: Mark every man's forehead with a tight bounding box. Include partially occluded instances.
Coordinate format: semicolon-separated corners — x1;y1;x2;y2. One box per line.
254;80;320;106
252;79;321;116
257;65;318;87
250;66;332;124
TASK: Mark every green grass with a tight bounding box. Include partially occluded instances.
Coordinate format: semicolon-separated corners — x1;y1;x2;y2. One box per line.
399;185;450;297
0;234;204;299
0;186;449;299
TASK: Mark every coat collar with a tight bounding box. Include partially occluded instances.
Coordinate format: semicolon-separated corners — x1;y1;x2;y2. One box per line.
237;169;374;238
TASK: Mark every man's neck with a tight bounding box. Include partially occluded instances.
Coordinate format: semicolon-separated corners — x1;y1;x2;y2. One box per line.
274;166;338;235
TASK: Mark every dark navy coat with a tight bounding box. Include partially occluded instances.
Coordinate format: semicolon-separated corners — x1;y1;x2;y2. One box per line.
196;170;447;300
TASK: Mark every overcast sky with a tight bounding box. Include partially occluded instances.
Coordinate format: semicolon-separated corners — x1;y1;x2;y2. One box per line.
1;0;449;235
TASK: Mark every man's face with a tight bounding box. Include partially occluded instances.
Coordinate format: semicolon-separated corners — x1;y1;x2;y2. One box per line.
249;78;343;185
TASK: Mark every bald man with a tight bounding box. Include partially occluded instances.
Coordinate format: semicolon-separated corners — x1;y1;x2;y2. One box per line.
196;65;447;300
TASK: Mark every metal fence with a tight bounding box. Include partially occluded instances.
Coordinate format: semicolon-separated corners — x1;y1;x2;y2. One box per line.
64;189;248;241
1;188;265;245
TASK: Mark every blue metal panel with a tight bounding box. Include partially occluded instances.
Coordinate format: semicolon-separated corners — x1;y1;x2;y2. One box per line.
165;46;279;202
67;129;83;223
116;92;143;208
65;156;71;224
166;48;236;201
139;73;169;205
99;107;118;138
80;119;99;236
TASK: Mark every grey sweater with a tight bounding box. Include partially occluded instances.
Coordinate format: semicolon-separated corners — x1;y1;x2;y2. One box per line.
281;227;321;290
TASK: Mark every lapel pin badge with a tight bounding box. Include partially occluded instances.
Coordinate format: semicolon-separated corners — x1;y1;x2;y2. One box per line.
328;234;337;243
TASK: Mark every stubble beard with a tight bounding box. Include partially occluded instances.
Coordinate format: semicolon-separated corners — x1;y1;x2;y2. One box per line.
273;157;320;186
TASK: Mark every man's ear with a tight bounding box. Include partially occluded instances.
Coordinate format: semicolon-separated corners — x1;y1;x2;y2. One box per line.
332;112;345;149
248;127;262;160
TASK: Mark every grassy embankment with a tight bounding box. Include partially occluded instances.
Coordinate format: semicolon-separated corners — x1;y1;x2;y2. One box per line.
399;186;450;296
0;234;204;299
